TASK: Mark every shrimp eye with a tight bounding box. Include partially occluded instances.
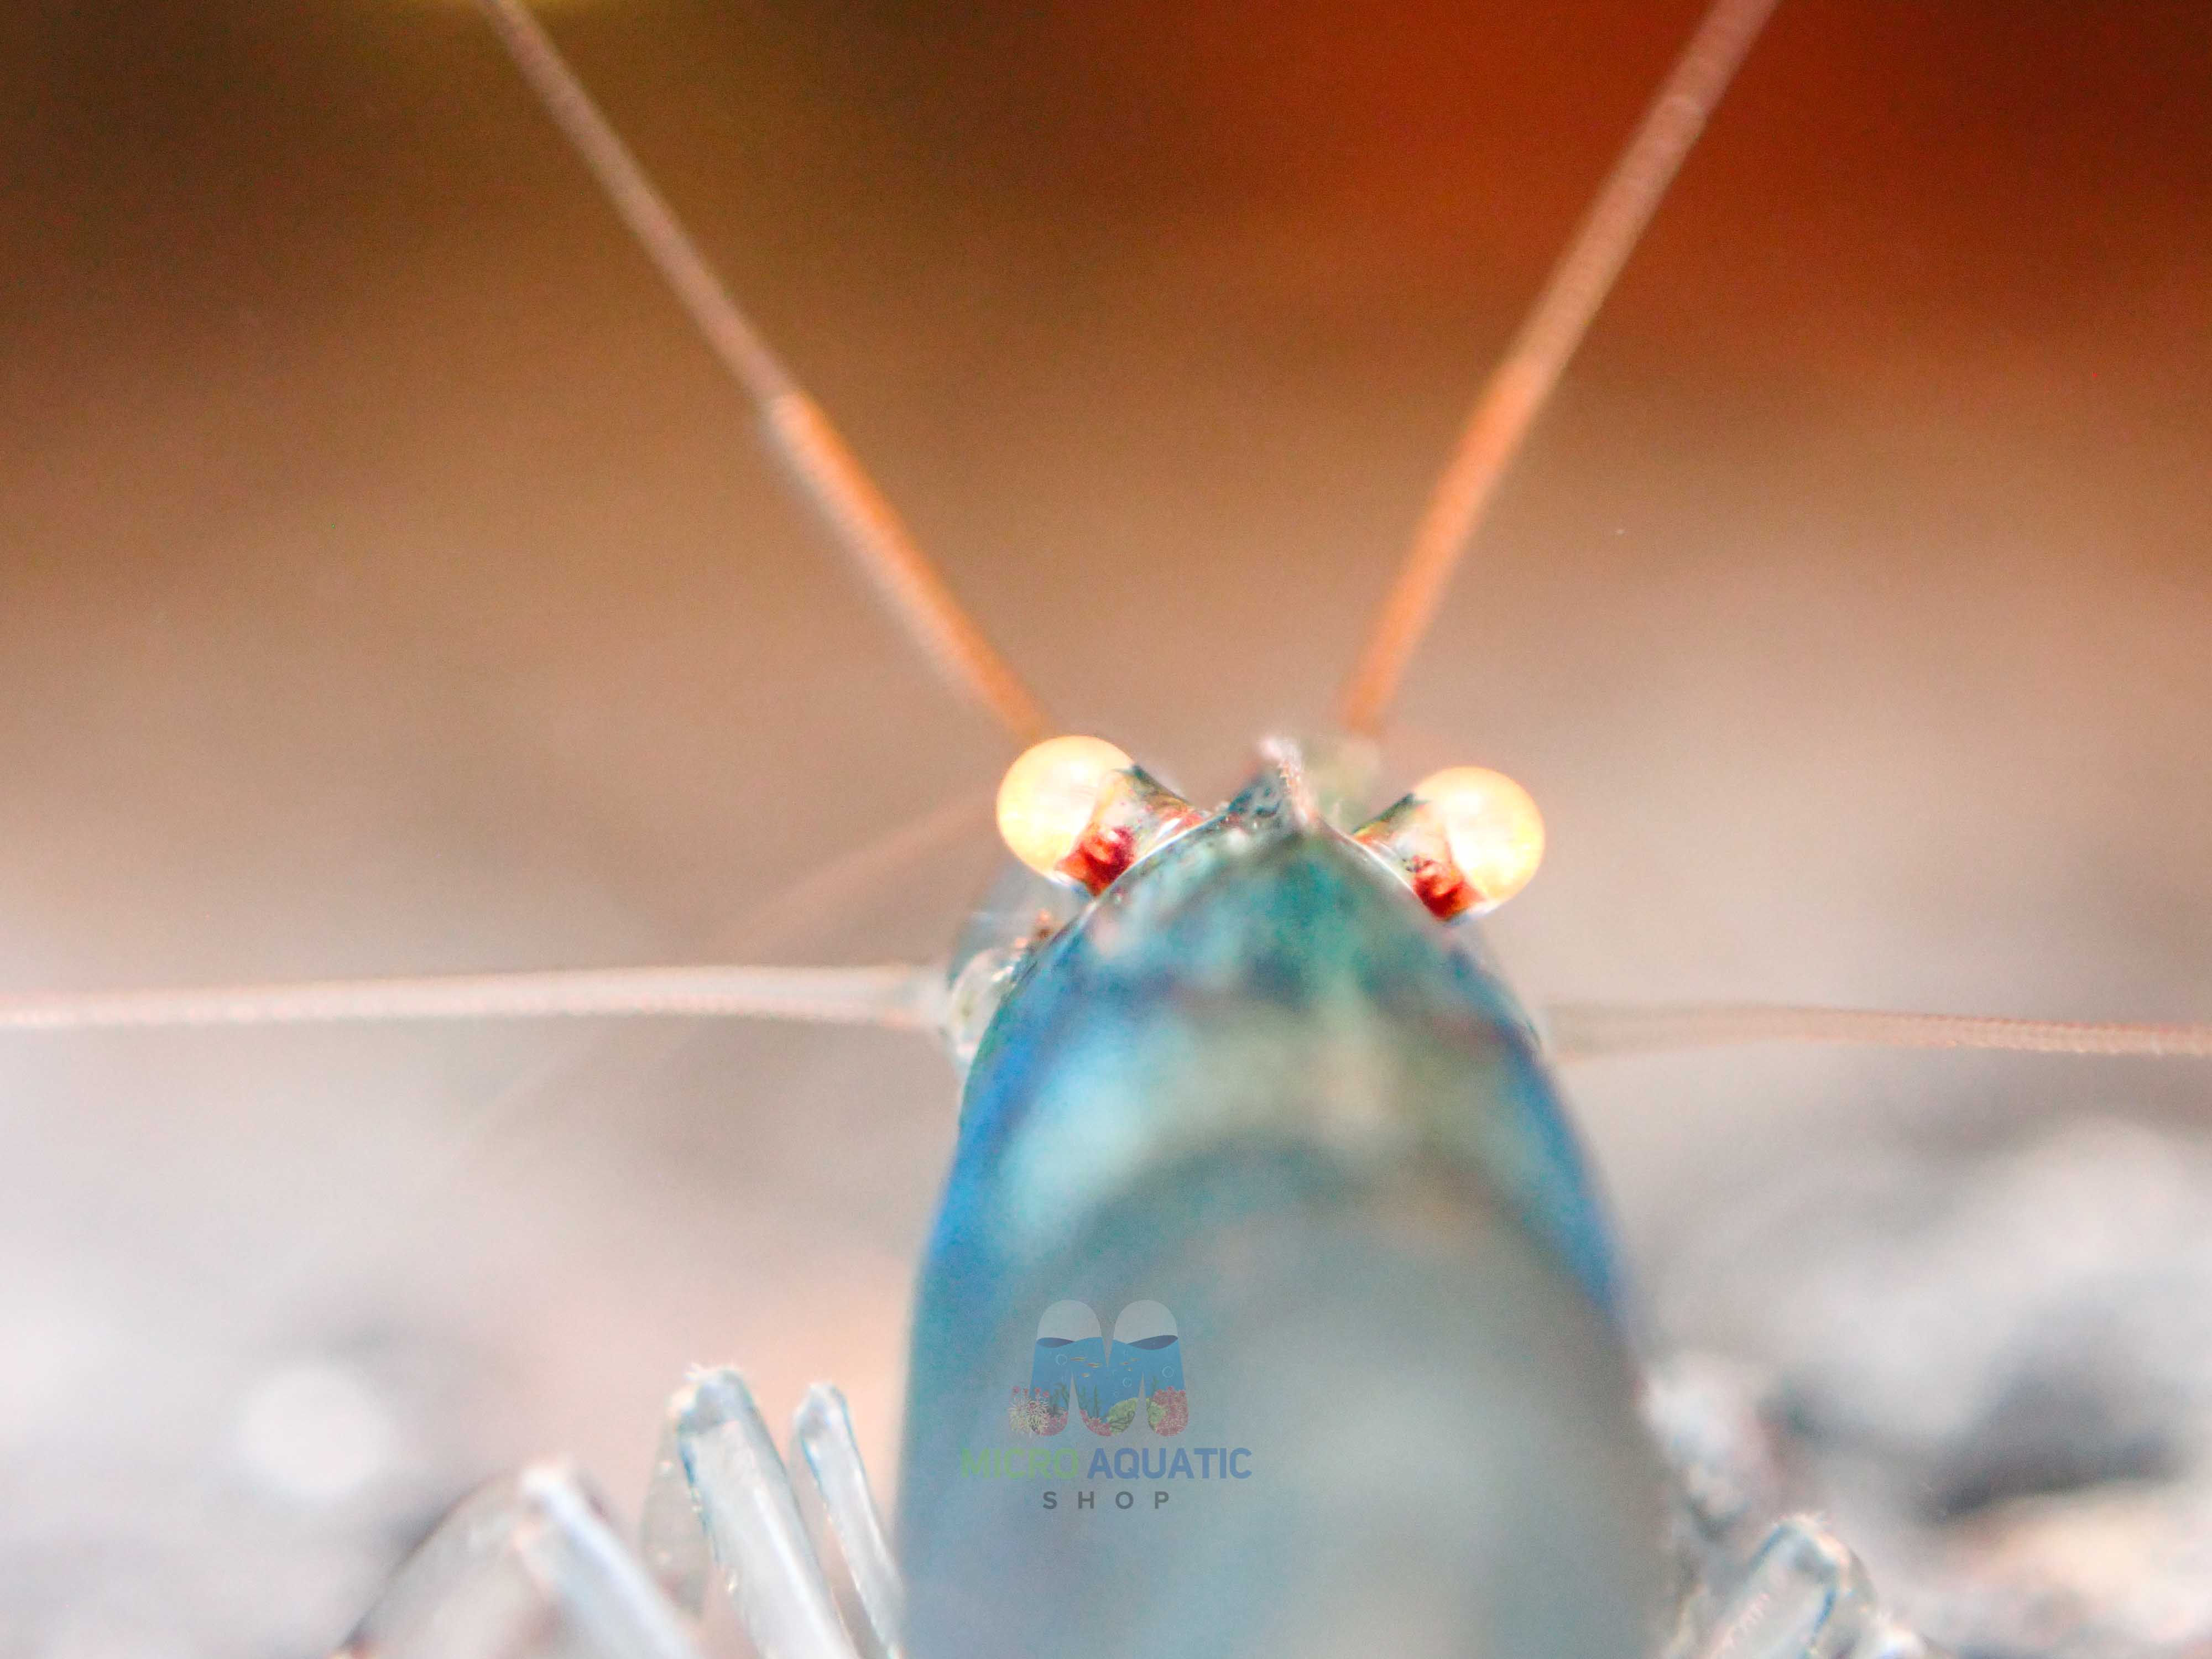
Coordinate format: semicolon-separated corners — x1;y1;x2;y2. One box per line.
995;735;1202;895
1354;765;1546;921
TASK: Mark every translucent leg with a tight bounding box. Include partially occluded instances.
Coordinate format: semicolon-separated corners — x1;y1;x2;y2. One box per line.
1695;1517;1874;1659
337;1463;702;1659
639;1419;713;1621
1679;1515;1957;1659
790;1384;907;1659
669;1368;860;1659
343;1370;1948;1659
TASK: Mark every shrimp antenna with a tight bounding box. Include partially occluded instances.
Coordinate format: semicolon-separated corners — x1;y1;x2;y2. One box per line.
1337;0;1783;735
0;963;943;1034
1543;1001;2212;1063
0;781;992;1040
472;0;1051;744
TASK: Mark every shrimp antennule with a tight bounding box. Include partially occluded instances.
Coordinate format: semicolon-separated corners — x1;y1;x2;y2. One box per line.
472;0;1050;743
1339;0;1785;735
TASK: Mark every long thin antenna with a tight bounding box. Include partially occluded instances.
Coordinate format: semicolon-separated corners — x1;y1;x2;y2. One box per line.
472;0;1051;744
1544;1001;2212;1063
0;963;943;1034
1338;0;1783;735
147;792;990;1371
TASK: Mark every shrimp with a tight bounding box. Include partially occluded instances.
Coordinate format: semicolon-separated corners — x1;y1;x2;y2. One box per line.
2;2;2208;1656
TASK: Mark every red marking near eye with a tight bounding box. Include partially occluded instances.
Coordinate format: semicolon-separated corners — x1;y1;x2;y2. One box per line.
1058;823;1138;894
1407;855;1479;921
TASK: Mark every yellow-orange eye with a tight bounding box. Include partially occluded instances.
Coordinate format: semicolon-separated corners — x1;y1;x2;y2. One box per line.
1354;765;1546;920
997;736;1133;878
995;735;1202;894
1416;766;1545;910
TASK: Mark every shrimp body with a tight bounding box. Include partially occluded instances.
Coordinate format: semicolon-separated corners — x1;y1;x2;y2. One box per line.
898;757;1668;1659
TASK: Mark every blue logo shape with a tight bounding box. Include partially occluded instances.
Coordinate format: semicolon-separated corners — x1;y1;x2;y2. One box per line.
1009;1300;1187;1438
